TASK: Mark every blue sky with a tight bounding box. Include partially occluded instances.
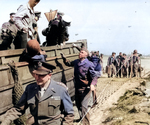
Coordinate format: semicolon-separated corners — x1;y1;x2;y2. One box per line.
0;0;150;55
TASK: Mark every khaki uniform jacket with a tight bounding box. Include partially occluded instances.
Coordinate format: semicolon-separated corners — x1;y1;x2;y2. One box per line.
1;79;74;125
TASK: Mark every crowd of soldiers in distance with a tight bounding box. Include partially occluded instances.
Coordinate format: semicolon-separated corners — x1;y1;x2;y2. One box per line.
76;48;142;79
106;50;142;78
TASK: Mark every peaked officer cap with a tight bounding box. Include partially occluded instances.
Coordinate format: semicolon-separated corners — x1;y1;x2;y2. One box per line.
33;61;56;75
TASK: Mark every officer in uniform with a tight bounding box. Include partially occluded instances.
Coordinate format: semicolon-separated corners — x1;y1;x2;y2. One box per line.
0;61;74;125
0;13;18;50
61;47;97;125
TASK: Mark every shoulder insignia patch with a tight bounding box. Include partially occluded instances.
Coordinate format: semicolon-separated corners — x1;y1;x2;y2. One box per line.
57;82;68;90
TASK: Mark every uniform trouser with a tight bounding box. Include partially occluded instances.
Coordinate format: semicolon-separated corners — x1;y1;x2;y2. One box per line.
107;64;116;77
116;66;122;78
13;31;27;49
122;66;127;77
133;64;138;77
137;64;141;77
128;64;138;77
75;88;93;125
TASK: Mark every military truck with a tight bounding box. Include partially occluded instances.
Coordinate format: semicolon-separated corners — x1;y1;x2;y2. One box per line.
0;40;87;115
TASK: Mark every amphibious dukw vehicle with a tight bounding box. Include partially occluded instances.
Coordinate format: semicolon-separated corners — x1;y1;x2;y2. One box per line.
0;40;87;116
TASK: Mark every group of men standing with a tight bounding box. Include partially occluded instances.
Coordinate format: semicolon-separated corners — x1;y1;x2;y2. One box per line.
0;0;40;50
107;50;141;78
0;0;72;50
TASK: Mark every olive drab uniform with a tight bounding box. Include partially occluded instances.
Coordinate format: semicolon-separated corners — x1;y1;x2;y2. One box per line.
0;20;18;50
0;79;74;125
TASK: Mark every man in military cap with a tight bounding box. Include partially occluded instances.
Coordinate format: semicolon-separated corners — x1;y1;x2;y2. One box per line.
0;61;74;125
61;47;97;125
0;13;18;50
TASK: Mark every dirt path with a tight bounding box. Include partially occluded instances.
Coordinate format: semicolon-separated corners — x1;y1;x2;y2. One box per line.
90;78;142;125
73;74;145;125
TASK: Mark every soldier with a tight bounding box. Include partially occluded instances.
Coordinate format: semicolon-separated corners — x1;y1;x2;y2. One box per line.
122;53;128;78
128;50;139;77
61;47;97;125
116;52;123;78
0;61;74;125
13;0;40;49
132;50;139;77
107;52;116;78
0;13;18;50
42;12;72;47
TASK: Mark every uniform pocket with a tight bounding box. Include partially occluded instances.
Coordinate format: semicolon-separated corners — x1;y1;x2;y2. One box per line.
48;97;61;116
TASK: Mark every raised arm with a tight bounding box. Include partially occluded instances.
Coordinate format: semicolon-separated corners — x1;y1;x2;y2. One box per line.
60;53;74;67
